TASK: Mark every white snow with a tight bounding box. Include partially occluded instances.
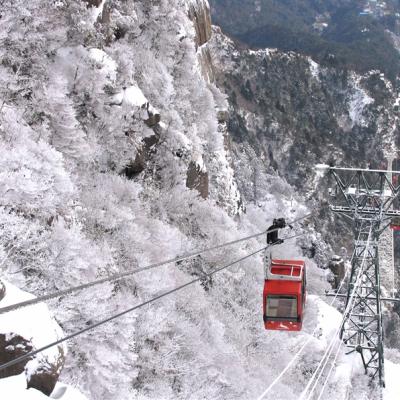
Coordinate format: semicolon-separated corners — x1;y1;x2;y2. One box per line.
123;86;148;107
88;48;117;82
0;373;88;400
348;76;374;127
314;295;342;333
384;360;400;400
111;85;148;107
248;48;276;58
89;0;105;24
192;151;206;172
309;59;320;80
0;374;49;400
394;93;400;108
0;280;66;376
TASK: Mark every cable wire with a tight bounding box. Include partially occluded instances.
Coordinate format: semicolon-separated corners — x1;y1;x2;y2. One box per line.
0;232;307;373
0;214;313;315
315;339;344;400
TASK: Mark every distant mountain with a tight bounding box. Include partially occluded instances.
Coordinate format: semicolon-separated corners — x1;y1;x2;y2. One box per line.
210;0;400;80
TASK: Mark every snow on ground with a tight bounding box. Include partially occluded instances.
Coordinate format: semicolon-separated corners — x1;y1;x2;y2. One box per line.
0;280;89;399
309;58;320;81
0;279;66;373
110;85;149;110
88;48;117;82
348;75;374;127
0;373;88;400
384;360;400;400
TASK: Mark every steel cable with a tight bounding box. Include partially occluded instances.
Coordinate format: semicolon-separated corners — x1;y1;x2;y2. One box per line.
315;340;344;400
0;232;307;372
0;214;313;315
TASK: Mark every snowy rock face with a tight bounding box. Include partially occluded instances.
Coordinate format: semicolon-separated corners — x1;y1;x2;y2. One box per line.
0;0;247;399
187;0;212;48
0;281;66;396
188;0;215;84
186;161;209;198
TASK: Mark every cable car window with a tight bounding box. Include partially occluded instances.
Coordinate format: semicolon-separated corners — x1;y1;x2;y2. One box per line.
266;296;297;319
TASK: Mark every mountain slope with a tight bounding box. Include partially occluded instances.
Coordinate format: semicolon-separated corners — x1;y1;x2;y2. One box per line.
210;0;400;80
0;1;400;399
0;1;341;399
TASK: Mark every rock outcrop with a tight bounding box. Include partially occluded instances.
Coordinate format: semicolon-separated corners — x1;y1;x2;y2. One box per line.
0;280;66;396
27;354;65;396
144;105;161;128
186;161;209;199
0;280;5;301
0;334;33;379
188;0;214;83
124;132;160;178
187;0;212;48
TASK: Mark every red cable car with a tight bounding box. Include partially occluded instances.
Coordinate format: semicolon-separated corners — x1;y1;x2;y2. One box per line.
263;259;306;331
390;217;400;231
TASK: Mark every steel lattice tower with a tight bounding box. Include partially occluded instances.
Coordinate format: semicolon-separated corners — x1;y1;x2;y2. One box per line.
341;221;384;384
318;165;400;387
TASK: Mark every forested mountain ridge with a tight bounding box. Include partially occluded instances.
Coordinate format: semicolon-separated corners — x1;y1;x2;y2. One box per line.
210;23;400;284
210;0;400;80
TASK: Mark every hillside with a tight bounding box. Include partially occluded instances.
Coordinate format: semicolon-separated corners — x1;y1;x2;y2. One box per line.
210;0;400;80
0;1;400;399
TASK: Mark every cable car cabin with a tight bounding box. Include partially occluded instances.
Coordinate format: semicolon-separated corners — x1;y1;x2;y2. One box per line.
263;259;306;332
391;217;400;231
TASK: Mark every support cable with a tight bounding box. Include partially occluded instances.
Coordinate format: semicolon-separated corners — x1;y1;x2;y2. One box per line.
0;232;306;373
304;336;341;400
315;340;344;400
0;214;312;316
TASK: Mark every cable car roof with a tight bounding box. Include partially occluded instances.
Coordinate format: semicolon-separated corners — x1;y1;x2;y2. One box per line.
267;259;305;282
